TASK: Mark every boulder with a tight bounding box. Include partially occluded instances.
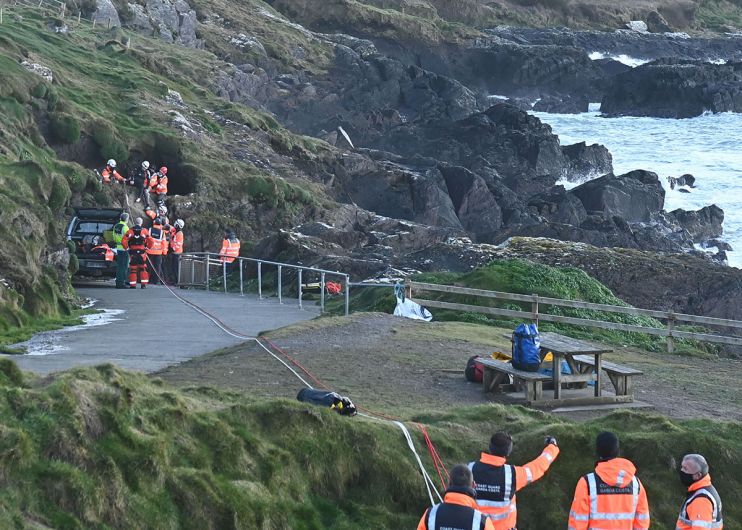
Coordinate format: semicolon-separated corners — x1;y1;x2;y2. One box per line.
626;21;649;33
667;205;724;243
438;165;502;239
601;59;742;118
92;0;121;27
562;142;613;180
527;186;587;226
667;173;696;189
533;94;589;113
570;169;664;222
646;11;673;33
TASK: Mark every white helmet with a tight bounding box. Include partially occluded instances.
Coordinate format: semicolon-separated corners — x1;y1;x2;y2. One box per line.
141;161;150;170
107;159;117;168
174;219;184;229
158;205;168;215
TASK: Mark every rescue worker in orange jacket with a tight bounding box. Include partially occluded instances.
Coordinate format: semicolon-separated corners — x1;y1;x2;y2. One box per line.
417;464;495;530
167;219;185;283
99;159;125;184
568;432;650;530
147;217;167;284
90;236;114;262
469;431;559;529
121;217;152;289
676;454;723;530
150;166;168;206
219;229;240;268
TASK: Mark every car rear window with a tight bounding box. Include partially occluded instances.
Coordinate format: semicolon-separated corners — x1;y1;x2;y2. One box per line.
74;221;115;234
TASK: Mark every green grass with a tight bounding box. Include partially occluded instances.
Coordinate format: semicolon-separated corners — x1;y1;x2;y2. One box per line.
0;361;738;529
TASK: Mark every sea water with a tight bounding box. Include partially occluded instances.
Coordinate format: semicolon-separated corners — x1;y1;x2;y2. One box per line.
532;109;742;268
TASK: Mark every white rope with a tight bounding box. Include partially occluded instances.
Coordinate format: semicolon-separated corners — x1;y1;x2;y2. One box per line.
151;276;441;505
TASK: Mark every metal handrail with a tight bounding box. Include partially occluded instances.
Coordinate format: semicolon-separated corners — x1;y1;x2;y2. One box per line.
178;252;350;316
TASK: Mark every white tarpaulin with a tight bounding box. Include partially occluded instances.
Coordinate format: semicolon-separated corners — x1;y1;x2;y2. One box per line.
393;295;433;321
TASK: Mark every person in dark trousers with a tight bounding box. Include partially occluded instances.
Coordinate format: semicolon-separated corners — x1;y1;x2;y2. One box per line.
133;161;153;205
147;217;166;284
167;219;185;284
417;464;494;530
112;213;130;289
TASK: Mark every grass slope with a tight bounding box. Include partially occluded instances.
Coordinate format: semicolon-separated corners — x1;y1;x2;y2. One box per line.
0;359;738;529
329;258;716;355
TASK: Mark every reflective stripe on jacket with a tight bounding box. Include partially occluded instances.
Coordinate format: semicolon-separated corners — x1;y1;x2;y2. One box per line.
219;238;240;263
170;230;184;254
676;476;723;530
470;444;559;529
148;224;166;255
417;492;495;530
112;221;129;250
568;458;650;530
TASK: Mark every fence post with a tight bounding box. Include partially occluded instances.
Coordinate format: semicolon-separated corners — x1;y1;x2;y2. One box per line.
92;17;96;27
320;272;326;314
177;255;182;287
532;293;539;325
277;265;282;304
667;313;676;354
257;261;262;299
298;269;303;309
77;11;80;23
406;282;412;300
205;254;210;290
239;259;244;296
222;260;227;293
344;275;350;316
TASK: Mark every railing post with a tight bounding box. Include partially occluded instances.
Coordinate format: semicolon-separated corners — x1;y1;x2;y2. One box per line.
205;254;210;291
320;272;326;313
177;255;182;286
406;282;412;300
344;275;350;316
667;313;676;354
277;265;282;304
298;269;303;309
532;293;539;325
222;260;227;293
258;261;262;299
239;259;244;296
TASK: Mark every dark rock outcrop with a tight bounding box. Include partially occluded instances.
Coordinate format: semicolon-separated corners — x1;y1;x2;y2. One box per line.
562;142;613;180
570;170;665;222
646;11;673;33
533;94;589;113
527;186;587;226
668;205;724;243
601;60;742;118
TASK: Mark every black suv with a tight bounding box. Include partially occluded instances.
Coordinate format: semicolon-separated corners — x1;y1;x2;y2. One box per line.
66;208;124;277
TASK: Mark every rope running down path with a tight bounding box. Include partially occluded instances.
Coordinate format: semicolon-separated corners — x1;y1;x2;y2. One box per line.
144;262;444;505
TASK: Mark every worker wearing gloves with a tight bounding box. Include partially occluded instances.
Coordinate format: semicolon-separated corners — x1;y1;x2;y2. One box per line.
121;218;151;289
417;464;495;530
676;454;723;529
469;432;559;529
568;431;650;530
112;213;129;289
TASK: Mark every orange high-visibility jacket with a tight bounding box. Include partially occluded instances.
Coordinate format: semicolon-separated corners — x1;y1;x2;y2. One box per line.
417;491;495;530
219;237;240;263
122;226;150;252
469;444;559;529
170;230;184;254
676;475;723;530
91;244;114;262
147;223;166;255
101;165;125;183
568;458;650;530
150;174;168;194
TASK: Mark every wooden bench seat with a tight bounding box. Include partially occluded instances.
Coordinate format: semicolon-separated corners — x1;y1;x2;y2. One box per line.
572;354;643;397
478;358;551;401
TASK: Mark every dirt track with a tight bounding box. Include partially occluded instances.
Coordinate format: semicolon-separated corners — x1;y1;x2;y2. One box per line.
157;313;742;421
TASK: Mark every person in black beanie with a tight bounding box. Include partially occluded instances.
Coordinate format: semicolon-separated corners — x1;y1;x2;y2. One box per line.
568;431;651;530
468;431;560;529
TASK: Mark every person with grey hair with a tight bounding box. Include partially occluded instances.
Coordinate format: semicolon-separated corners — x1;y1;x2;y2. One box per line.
676;454;723;529
417;464;495;530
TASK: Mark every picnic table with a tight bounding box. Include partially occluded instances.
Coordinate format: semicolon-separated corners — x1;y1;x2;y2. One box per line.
481;331;642;407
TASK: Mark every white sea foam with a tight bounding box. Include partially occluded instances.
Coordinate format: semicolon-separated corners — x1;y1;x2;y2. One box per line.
588;51;651;68
534;109;742;268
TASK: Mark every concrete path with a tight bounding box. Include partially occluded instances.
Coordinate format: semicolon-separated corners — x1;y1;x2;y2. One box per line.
6;280;320;375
